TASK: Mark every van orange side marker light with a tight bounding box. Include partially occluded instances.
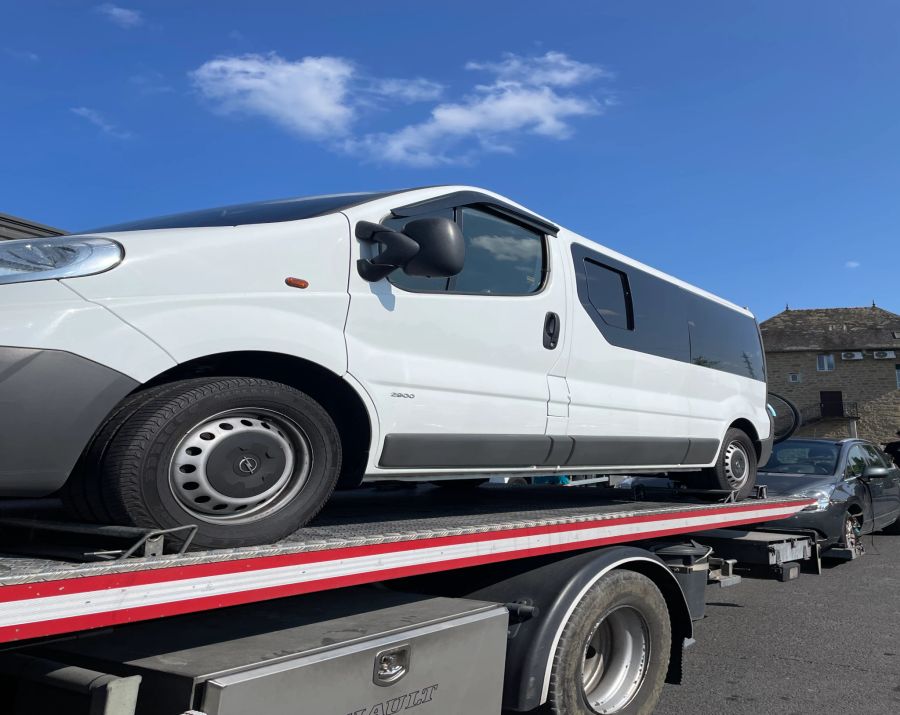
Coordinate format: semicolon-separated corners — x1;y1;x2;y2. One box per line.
285;277;309;289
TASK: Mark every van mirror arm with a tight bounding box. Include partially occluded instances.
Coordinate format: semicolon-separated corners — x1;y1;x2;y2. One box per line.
355;221;420;282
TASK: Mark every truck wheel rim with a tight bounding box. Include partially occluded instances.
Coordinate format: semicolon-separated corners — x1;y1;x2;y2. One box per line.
169;408;311;524
581;606;650;713
723;441;750;490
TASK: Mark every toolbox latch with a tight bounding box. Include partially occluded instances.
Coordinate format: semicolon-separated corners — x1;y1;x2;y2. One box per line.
374;644;411;686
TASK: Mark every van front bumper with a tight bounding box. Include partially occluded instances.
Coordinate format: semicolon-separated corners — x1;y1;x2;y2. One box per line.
0;347;138;496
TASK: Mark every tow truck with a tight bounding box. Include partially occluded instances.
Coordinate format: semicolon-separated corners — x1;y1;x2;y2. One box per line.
0;483;811;715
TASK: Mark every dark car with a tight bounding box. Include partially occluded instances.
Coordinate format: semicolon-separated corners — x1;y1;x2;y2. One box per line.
757;438;900;552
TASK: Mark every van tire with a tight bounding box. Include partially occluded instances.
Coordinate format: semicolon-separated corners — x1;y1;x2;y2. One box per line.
98;377;341;549
62;383;181;524
684;427;757;499
698;428;757;498
547;569;671;715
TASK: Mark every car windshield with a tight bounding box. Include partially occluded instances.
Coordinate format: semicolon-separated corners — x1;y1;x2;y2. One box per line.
82;191;393;233
761;441;840;474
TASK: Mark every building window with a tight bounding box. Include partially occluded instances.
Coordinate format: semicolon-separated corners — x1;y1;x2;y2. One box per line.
893;331;900;339
896;364;900;389
816;354;835;372
788;373;801;383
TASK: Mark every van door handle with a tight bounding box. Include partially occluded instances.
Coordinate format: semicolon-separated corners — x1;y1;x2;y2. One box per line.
543;312;560;350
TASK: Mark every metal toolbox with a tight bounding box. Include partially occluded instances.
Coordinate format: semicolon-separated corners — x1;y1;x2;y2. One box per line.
38;587;509;715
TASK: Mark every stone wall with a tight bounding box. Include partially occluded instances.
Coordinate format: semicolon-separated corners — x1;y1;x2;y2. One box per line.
766;350;900;444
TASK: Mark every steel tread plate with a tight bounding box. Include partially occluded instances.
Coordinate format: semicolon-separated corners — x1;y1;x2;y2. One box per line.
0;486;810;585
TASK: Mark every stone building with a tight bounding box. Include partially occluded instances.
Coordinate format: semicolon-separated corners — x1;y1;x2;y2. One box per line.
760;306;900;444
0;212;64;240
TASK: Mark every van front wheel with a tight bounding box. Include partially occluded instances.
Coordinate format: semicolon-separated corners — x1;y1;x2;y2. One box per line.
98;377;342;549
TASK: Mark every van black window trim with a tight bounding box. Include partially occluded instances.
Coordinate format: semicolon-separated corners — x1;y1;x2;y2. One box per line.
390;190;559;236
582;257;635;331
381;204;549;297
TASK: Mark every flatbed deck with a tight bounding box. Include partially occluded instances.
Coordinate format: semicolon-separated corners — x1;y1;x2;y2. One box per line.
0;486;811;644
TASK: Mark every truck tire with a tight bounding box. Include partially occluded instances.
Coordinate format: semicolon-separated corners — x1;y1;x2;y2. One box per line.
547;569;671;715
98;377;342;549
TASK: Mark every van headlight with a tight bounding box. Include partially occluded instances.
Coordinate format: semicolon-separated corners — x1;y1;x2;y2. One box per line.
0;236;123;285
796;488;834;512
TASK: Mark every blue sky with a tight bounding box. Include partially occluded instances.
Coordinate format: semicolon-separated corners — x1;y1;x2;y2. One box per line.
2;1;899;320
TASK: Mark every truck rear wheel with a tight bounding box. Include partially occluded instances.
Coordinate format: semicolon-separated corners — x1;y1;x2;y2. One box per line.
547;570;671;715
98;377;341;549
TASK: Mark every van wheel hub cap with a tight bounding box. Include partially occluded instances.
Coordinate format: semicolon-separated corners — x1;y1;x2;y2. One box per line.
169;408;311;524
723;441;750;490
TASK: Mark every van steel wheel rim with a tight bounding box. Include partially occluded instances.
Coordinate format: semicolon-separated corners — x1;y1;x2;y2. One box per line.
168;408;312;524
723;441;750;490
581;606;650;713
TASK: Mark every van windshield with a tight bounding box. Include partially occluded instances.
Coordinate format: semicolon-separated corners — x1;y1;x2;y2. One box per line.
83;191;392;233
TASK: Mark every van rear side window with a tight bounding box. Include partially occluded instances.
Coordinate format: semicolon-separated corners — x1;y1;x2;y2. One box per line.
583;259;633;330
571;243;765;382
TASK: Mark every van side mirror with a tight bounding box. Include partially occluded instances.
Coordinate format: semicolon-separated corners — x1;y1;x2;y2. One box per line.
400;217;465;278
356;217;465;283
862;465;890;479
355;221;420;282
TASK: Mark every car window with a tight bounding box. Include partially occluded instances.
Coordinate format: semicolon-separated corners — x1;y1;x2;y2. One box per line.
451;207;544;295
761;441;839;474
862;445;889;468
583;259;633;330
845;445;869;477
381;209;454;293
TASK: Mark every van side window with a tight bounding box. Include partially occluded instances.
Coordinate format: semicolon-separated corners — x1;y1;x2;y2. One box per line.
381;209;454;293
451;207;544;295
583;259;633;330
688;296;766;380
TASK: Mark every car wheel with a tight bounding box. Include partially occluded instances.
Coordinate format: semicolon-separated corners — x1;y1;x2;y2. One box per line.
547;570;671;715
99;377;342;549
841;512;862;551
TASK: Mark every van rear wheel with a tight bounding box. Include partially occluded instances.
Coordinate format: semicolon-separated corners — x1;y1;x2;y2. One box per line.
682;428;757;499
98;377;341;549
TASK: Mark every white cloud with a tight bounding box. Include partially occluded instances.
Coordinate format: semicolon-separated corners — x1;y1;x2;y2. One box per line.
367;77;444;103
96;4;143;28
190;53;357;138
845;260;861;269
346;52;609;166
71;106;133;139
191;50;610;166
465;51;610;88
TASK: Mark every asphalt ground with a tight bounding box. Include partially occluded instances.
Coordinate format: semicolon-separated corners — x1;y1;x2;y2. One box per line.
654;530;900;715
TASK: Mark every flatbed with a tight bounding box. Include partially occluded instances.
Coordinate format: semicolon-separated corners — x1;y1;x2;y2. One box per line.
0;486;810;646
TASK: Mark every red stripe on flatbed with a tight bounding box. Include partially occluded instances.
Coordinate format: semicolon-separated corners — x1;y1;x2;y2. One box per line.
0;501;809;643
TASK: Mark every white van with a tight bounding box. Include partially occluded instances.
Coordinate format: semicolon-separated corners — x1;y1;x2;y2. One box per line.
0;187;771;547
